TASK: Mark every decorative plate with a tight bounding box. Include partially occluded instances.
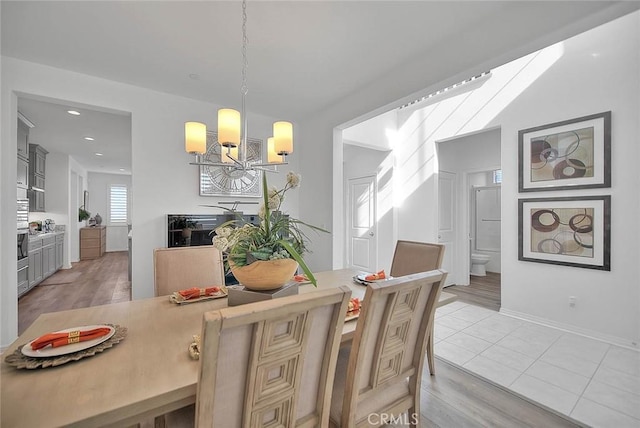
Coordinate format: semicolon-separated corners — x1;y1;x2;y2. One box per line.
169;286;228;305
345;311;360;322
4;324;127;369
21;324;116;358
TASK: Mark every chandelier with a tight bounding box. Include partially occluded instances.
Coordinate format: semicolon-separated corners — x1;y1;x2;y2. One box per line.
184;0;292;172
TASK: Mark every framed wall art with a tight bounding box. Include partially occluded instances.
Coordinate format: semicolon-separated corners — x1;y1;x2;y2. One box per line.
199;132;263;197
518;111;611;192
518;196;610;271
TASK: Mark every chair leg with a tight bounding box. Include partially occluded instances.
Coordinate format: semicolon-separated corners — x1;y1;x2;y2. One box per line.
427;332;435;375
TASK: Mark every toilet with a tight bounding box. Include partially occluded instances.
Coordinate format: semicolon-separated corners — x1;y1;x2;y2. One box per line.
470;253;491;276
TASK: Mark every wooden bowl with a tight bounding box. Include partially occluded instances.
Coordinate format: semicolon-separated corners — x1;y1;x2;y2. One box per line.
230;259;298;291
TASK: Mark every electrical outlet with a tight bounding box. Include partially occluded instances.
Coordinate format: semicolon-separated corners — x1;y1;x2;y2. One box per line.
569;296;577;307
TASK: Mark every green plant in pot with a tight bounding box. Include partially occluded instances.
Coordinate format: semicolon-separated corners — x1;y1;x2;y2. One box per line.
212;172;327;290
78;206;91;222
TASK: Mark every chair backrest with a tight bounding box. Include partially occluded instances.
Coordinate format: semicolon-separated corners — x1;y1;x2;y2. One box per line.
339;270;446;426
153;246;225;296
389;240;445;277
195;286;352;427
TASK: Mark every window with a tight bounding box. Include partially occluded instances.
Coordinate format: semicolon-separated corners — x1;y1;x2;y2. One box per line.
492;169;503;184
109;185;128;224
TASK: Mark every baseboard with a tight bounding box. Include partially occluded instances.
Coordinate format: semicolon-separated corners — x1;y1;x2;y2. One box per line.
498;308;638;350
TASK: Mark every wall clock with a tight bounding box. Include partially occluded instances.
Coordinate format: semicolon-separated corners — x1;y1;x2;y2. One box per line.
199;132;263;197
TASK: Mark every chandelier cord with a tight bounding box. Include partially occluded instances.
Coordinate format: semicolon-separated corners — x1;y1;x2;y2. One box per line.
240;0;249;161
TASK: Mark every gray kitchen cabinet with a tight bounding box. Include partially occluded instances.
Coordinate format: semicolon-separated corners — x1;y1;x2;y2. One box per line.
17;115;30;160
42;235;56;278
55;233;64;269
28;144;47;212
26;233;64;292
28;247;43;287
17;157;29;189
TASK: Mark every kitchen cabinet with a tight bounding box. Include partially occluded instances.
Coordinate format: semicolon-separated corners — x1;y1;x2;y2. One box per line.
17;157;29;189
28;240;43;287
56;233;64;269
80;227;106;260
17;114;32;189
28;144;48;212
42;235;56;278
27;232;65;291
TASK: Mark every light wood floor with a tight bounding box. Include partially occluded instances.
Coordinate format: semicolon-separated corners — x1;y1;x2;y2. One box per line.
17;258;577;427
446;271;501;311
18;251;131;335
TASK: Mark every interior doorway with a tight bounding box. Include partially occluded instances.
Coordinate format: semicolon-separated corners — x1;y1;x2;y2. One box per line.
347;175;378;273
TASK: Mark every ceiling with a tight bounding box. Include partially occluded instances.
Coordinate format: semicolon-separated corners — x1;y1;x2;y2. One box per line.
2;1;636;174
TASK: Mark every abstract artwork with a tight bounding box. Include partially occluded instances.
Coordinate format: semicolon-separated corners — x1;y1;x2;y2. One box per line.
519;196;610;270
519;112;611;192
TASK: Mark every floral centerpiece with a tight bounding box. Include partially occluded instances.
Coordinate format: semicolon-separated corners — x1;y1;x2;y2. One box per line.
212;171;326;288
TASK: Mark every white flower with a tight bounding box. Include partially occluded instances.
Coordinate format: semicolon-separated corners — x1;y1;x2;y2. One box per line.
212;236;229;252
287;172;301;188
215;226;232;237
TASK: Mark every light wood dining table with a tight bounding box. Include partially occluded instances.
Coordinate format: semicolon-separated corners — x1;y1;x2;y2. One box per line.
1;268;455;428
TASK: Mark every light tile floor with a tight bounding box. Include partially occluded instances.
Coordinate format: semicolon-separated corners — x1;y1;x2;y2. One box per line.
434;301;640;428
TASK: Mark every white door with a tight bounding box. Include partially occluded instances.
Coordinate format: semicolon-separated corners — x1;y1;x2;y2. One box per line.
438;171;456;286
348;175;377;272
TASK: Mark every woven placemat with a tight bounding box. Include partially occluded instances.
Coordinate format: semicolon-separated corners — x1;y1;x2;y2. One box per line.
4;324;127;369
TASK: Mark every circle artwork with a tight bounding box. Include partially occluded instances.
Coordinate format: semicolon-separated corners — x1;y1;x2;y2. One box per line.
529;128;594;183
530;207;594;258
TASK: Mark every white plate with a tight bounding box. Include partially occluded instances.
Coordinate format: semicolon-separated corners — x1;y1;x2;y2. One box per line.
356;273;392;283
21;325;116;358
345;311;360;322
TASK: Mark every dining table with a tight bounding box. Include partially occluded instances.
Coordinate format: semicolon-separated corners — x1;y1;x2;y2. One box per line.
1;268;455;428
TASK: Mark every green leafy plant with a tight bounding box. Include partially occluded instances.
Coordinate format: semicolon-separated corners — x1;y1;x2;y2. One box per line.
78;206;91;222
212;172;327;286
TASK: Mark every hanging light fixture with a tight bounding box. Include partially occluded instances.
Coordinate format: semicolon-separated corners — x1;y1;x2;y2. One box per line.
185;0;292;171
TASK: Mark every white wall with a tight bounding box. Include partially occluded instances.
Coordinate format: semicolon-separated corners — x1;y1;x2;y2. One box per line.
0;57;298;347
339;13;639;347
88;172;132;251
496;13;639;346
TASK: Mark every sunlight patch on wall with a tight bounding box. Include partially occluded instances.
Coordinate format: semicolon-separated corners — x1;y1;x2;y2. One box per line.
376;152;395;220
392;42;564;207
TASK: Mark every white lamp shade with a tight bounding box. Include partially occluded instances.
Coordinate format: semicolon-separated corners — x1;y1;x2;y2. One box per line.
267;137;283;164
185;122;207;154
221;145;239;164
218;109;241;147
273;121;293;155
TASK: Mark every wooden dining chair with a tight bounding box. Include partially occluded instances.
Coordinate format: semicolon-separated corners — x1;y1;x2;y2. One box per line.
165;286;352;427
389;240;445;376
389;240;445;278
153;246;225;296
330;270;447;428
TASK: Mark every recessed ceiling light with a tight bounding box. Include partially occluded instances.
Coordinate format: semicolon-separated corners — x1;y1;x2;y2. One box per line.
119;168;125;171
95;152;103;156
67;110;80;115
84;137;95;141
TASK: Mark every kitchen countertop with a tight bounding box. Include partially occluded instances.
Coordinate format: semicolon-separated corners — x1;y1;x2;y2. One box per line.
29;231;64;241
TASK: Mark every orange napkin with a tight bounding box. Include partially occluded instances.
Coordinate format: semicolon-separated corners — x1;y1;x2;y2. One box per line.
178;286;222;300
347;297;361;314
365;270;386;281
30;327;112;350
293;274;309;283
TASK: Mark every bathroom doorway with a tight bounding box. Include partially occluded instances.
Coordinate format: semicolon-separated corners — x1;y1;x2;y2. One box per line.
437;127;501;303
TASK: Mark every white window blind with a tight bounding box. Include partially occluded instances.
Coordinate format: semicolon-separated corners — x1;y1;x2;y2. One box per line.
109;185;128;224
492;169;503;184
